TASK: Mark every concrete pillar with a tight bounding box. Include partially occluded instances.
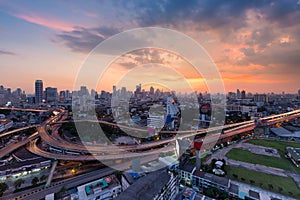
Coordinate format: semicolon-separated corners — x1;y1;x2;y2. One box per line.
196;150;201;171
264;126;270;135
132;158;142;172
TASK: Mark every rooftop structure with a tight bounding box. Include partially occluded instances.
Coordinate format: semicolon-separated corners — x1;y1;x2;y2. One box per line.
270;127;300;141
77;175;121;200
286;147;300;167
12;147;42;162
0;119;13;133
0;157;50;180
116;169;178;200
179;162;298;200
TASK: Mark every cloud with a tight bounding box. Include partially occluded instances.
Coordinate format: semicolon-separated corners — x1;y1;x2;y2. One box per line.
116;49;167;70
240;47;256;57
122;0;300;45
52;0;300;84
0;49;16;56
55;26;120;53
262;0;300;28
12;13;75;31
128;1;268;31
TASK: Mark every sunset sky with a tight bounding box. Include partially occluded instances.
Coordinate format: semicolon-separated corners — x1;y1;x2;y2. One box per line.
0;0;300;94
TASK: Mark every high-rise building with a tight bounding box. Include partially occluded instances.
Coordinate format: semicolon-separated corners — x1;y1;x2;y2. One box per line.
112;85;117;96
91;89;96;98
59;91;66;102
65;90;70;100
150;86;154;95
35;80;43;104
167;97;179;117
237;89;241;99
45;87;57;103
121;87;126;98
254;94;268;103
80;86;89;96
136;84;141;93
241;90;246;99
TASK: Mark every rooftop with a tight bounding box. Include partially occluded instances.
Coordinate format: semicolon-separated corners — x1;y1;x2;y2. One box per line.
271;127;300;138
229;183;239;195
249;190;260;199
77;175;120;199
0;157;49;172
286;147;300;161
116;169;171;200
13;147;41;161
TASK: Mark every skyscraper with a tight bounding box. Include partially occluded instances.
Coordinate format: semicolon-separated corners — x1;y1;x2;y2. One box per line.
150;86;154;95
112;85;117;95
45;87;57;103
35;80;43;104
241;90;246;99
237;89;241;99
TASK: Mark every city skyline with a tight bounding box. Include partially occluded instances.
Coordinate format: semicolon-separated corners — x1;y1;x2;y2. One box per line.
1;81;300;96
1;1;300;93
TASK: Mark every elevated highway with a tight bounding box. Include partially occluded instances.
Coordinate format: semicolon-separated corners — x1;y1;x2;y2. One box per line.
0;125;37;138
0;132;39;159
27;138;175;161
28;109;300;161
0;107;48;112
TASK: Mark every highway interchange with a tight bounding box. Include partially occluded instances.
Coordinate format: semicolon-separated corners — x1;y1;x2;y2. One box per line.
1;107;300;161
0;107;300;200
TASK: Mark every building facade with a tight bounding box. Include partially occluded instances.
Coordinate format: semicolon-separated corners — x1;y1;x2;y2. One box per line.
35;80;43;104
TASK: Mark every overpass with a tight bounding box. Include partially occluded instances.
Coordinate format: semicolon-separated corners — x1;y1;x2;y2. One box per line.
0;107;48;112
0;125;37;138
27;138;175;161
28;109;300;161
51;109;300;135
0;132;39;159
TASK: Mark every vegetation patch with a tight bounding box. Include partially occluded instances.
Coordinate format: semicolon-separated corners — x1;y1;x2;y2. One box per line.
226;165;300;199
226;148;295;171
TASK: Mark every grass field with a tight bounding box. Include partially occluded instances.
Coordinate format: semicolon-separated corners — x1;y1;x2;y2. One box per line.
246;139;300;155
226;165;300;199
226;148;295;171
245;139;300;173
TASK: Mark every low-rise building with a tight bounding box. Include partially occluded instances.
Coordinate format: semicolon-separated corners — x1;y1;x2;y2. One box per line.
77;175;121;200
116;169;178;200
0;119;13;132
179;162;298;200
0;157;51;180
286;147;300;167
270;127;300;141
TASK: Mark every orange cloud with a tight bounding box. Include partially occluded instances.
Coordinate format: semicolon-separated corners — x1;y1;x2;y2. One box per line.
13;13;74;32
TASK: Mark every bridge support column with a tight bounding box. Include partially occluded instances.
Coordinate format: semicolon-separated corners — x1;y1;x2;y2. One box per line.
264;126;270;135
132;158;142;172
196;150;201;171
176;139;190;158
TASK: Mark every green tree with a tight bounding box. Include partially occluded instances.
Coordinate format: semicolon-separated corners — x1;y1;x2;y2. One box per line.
268;184;273;189
31;177;39;186
59;185;67;193
58;168;66;178
0;182;8;197
40;175;47;182
114;171;122;182
14;179;25;190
